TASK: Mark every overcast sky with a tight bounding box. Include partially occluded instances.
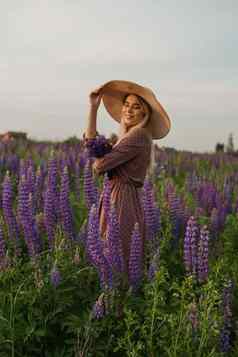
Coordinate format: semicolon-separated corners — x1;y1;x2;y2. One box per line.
2;0;237;152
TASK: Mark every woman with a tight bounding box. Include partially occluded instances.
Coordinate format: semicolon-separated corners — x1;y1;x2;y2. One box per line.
84;80;171;278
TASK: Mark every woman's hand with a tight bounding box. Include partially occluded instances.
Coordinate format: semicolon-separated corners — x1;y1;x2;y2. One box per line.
89;85;104;111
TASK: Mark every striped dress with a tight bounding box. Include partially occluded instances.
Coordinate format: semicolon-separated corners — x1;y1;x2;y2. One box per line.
92;127;152;274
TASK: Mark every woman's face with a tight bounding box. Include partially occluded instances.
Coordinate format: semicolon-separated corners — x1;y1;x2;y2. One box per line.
121;94;145;129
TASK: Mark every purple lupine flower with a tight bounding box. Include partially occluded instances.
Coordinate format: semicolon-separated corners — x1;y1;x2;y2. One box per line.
34;166;45;213
168;193;184;246
129;222;143;292
165;181;186;247
198;182;218;215
219;280;234;353
6;154;19;176
102;173;111;225
27;194;42;255
147;246;160;281
107;203;124;275
92;293;106;319
75;161;81;200
43;186;57;250
59;166;75;241
50;264;61;287
197;225;209;283
79;153;87;169
84;134;112;158
184;216;199;277
47;154;59;217
142;178;160;246
86;204;112;289
83;158;99;210
86;204;101;266
18;175;40;258
2;172;20;244
17;174;28;227
27;164;35;201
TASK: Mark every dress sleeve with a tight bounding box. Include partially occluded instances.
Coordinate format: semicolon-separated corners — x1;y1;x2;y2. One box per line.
93;128;148;175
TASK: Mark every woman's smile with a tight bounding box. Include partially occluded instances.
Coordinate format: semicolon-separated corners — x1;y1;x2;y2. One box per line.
121;94;145;128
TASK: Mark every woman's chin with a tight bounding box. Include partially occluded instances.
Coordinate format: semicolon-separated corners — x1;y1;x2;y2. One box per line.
125;120;139;128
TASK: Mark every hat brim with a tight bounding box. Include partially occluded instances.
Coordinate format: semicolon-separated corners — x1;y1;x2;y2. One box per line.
100;80;171;139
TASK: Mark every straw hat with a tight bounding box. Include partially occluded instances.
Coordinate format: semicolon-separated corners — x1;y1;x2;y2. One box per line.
100;80;171;139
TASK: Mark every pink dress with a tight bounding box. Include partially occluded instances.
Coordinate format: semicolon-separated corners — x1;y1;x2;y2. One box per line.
93;127;152;274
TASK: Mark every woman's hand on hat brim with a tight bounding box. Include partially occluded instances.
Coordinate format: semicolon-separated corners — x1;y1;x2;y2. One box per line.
89;86;104;110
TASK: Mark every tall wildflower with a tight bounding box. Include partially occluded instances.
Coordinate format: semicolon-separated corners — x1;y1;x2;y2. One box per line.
35;166;45;213
83;159;99;210
43;154;58;250
168;193;185;246
75;161;81;200
50;264;61;288
129;222;143;292
47;153;59;219
2;172;20;245
183;216;199;277
92;293;106;319
141;179;161;256
26;164;36;206
86;204;112;289
219;280;234;353
43;186;57;250
18;175;39;258
165;181;186;246
197;225;209;283
59;166;75;241
107;203;124;275
102;173;111;225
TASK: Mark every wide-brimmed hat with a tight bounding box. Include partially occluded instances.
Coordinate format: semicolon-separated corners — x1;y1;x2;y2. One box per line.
100;80;171;139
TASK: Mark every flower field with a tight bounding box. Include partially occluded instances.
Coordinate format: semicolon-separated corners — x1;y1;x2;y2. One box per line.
0;138;238;356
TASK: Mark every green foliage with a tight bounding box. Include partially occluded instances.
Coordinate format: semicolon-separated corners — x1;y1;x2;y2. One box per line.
0;141;237;356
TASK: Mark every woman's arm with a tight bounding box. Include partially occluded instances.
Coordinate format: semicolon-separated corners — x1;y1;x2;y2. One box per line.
85;106;98;139
93;128;149;175
85;86;104;139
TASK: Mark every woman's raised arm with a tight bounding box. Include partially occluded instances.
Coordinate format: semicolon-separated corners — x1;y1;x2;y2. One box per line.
85;86;104;139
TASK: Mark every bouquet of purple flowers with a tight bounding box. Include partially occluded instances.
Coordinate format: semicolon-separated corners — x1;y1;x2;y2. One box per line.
83;133;112;158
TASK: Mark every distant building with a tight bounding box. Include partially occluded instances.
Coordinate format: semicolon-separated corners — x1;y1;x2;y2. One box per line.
0;131;27;142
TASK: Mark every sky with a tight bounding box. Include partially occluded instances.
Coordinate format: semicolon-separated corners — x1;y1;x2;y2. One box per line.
1;0;238;152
